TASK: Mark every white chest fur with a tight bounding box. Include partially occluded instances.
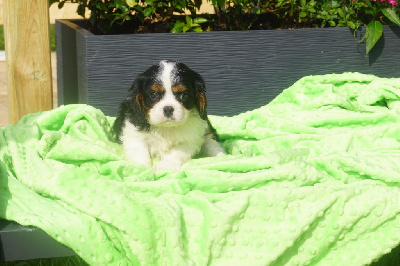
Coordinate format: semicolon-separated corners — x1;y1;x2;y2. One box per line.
146;114;208;159
120;112;209;170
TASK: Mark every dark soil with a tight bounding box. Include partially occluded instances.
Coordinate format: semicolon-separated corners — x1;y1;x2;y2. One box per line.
88;13;324;35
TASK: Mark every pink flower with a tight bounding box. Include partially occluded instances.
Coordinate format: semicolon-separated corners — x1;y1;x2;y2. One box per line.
375;0;398;5
353;0;399;5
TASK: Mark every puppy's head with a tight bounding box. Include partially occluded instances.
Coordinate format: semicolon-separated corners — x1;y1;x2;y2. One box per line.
130;60;207;128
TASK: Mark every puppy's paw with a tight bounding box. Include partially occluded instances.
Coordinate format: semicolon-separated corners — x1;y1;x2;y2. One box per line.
202;137;226;157
137;159;152;168
204;145;226;157
154;157;184;172
216;151;226;157
127;155;151;168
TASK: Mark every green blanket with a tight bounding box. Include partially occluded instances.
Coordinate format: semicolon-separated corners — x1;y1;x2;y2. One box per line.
1;73;400;265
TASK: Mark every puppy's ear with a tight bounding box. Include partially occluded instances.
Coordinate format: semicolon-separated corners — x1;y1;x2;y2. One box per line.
193;75;208;120
113;98;130;142
135;91;146;113
113;77;150;141
128;77;150;131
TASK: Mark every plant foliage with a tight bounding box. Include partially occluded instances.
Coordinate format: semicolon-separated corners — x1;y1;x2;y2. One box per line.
50;0;400;53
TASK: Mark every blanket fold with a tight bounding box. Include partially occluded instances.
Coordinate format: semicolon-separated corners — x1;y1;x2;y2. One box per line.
1;72;400;265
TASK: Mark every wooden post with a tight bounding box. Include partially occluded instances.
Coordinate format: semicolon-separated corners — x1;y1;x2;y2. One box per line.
3;0;53;124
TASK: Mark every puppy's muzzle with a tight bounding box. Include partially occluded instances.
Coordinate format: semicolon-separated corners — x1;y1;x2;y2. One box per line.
163;106;174;118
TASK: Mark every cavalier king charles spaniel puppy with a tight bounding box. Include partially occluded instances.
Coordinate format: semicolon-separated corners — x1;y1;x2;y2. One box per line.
113;60;225;172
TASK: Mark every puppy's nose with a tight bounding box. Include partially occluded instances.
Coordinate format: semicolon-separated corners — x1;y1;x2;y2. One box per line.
163;106;174;117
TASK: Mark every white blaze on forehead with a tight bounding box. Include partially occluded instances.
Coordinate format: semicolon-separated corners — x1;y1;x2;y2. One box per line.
148;60;186;126
158;61;176;96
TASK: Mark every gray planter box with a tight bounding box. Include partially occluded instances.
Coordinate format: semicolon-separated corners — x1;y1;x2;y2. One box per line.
56;19;400;117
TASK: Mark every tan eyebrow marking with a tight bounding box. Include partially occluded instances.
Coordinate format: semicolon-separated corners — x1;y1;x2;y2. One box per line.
151;84;165;93
172;85;187;93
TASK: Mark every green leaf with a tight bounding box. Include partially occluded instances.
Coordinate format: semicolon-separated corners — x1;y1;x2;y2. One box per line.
192;26;203;32
347;21;356;30
338;8;345;18
382;8;400;26
77;4;86;17
185;16;193;27
126;0;137;8
366;20;383;54
193;17;208;24
174;4;183;11
219;0;227;7
212;0;226;8
134;5;143;12
115;0;129;12
300;0;306;6
57;2;65;9
194;0;202;9
300;11;307;18
174;20;186;28
143;7;155;17
49;0;59;6
170;27;183;33
182;25;190;33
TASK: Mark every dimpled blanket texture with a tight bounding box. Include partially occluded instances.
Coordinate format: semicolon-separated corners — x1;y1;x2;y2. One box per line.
2;73;400;266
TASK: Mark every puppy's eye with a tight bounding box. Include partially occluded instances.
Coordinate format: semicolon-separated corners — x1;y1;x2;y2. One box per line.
178;92;189;102
149;91;159;100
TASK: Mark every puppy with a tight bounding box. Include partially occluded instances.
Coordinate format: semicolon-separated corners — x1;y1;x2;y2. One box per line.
113;60;225;172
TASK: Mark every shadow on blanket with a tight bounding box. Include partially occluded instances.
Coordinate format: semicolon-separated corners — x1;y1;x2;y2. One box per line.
1;73;400;265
